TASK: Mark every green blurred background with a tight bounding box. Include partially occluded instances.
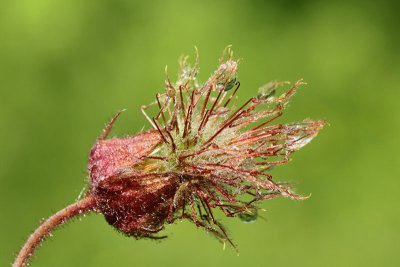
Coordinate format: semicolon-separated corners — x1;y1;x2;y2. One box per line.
1;0;399;266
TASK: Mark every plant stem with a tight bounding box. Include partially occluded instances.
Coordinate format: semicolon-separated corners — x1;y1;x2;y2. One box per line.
13;195;97;267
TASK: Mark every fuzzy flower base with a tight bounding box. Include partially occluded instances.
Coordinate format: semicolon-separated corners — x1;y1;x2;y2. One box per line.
88;48;325;248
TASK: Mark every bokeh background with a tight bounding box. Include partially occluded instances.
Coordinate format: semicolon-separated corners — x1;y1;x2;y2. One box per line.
1;0;399;266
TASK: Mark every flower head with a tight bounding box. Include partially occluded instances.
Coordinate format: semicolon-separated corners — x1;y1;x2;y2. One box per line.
88;48;325;247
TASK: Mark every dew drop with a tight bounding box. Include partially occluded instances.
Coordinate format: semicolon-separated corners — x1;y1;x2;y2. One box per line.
238;209;258;223
224;78;237;91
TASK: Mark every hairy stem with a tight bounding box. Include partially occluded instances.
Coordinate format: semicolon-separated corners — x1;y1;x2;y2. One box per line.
13;195;97;267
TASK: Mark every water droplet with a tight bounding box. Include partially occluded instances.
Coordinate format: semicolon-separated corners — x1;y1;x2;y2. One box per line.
224;78;237;91
238;209;258;223
257;82;278;100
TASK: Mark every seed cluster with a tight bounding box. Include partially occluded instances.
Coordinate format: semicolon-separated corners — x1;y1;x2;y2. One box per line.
88;48;325;248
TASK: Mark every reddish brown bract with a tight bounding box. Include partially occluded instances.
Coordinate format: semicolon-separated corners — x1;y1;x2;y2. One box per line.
88;129;180;237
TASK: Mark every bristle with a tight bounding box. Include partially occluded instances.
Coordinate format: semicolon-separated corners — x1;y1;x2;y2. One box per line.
200;85;212;119
152;117;169;145
156;93;167;125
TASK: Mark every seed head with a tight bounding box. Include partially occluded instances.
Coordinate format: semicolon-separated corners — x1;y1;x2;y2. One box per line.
88;48;325;247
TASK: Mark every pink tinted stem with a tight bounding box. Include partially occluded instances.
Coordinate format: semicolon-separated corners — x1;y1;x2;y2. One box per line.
13;195;97;267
